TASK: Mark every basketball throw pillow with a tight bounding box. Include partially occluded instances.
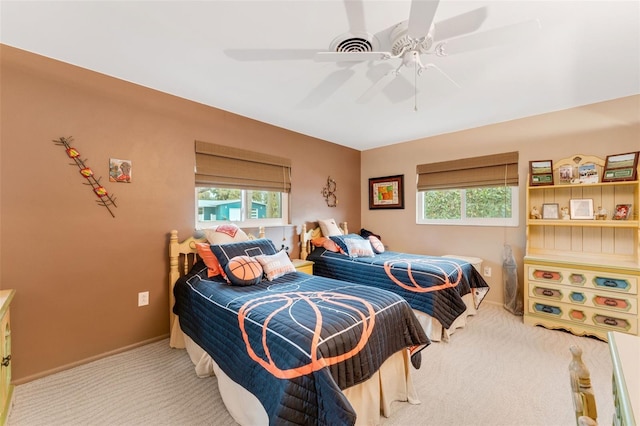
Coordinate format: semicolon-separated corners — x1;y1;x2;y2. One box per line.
224;255;263;286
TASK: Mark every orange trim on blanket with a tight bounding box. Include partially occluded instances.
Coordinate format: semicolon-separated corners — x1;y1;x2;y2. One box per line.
383;258;463;293
237;291;376;379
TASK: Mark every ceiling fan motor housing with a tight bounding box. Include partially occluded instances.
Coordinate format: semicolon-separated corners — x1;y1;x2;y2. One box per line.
390;21;433;56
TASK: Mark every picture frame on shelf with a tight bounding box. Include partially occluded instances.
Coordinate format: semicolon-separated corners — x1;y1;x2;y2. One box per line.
368;175;404;210
569;199;594;220
613;204;632;220
529;160;554;186
542;203;560;219
558;165;575;185
602;152;639;182
578;163;599;184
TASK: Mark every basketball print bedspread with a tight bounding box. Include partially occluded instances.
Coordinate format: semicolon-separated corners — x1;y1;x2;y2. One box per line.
173;262;429;425
308;248;490;329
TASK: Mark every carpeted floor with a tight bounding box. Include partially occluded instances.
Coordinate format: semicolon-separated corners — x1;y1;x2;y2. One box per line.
8;303;613;425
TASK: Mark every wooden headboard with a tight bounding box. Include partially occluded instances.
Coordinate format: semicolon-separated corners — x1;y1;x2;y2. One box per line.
299;222;348;260
168;227;265;348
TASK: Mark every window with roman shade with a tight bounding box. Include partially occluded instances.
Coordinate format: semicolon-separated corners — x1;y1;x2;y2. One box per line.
194;140;291;227
416;151;519;226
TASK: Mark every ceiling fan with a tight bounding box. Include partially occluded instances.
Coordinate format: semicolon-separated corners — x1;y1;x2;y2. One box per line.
224;0;540;108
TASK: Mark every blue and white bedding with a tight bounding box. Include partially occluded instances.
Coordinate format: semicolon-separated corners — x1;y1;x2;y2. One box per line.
173;261;429;425
307;247;490;329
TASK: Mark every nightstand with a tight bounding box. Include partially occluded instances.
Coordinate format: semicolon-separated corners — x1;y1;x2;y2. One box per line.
292;259;314;275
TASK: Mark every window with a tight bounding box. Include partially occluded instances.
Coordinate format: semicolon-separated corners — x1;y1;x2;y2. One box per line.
416;151;519;227
417;186;519;226
196;187;288;228
194;141;290;229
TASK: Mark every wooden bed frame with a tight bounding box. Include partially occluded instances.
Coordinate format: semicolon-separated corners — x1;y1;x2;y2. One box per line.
168;228;264;348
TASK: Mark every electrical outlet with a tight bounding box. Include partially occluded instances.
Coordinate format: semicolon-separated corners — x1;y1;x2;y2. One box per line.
483;266;492;277
138;291;149;307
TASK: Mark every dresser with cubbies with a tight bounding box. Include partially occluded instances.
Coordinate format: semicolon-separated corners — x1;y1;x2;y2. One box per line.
524;154;640;340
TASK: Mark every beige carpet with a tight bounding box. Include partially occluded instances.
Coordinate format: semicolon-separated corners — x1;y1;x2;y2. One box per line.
8;303;613;425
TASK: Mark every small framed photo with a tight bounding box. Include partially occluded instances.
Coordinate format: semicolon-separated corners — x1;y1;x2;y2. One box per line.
529;160;554;186
578;163;599;184
558;165;575;185
542;203;560;219
602;152;639;182
570;199;594;220
369;175;404;209
613;204;632;220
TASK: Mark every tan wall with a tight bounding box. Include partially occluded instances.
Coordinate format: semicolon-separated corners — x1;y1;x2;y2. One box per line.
0;45;361;383
361;95;640;306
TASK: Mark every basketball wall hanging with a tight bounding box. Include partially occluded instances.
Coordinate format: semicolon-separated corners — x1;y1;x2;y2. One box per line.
53;136;118;217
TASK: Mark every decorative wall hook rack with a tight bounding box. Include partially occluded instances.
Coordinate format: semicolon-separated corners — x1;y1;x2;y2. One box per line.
53;136;117;217
321;176;337;207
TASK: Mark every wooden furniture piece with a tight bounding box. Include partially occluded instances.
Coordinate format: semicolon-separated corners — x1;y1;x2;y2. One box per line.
0;290;15;426
291;259;313;274
524;155;640;340
569;345;598;425
608;331;639;426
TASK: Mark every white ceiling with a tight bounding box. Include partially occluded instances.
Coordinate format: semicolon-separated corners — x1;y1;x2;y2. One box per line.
1;1;639;151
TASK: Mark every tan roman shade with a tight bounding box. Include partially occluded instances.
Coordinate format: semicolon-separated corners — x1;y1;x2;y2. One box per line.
417;151;519;191
195;140;291;192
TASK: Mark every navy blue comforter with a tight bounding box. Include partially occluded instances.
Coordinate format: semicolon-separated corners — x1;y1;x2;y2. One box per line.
307;248;490;328
173;261;429;425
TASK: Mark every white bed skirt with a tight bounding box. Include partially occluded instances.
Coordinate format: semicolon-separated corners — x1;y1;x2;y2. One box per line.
178;326;420;426
414;292;478;342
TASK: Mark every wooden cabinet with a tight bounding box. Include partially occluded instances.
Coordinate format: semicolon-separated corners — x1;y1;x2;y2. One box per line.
524;155;639;340
608;331;638;426
0;290;15;425
292;259;314;275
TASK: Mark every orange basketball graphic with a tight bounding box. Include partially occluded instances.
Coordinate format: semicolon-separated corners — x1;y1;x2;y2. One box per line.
384;258;462;293
226;255;263;286
238;291;376;379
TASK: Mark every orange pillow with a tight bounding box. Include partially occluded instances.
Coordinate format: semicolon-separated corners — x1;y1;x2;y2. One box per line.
195;243;224;278
311;236;343;254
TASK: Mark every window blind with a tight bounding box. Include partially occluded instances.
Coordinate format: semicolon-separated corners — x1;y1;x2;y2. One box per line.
195;140;291;192
417;151;518;191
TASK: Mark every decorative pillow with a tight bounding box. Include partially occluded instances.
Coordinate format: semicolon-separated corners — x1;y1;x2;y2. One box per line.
255;250;296;281
195;243;225;278
344;238;375;258
203;224;249;245
224;256;263;286
318;218;343;237
311;237;343;253
329;234;365;254
209;238;278;273
368;236;385;254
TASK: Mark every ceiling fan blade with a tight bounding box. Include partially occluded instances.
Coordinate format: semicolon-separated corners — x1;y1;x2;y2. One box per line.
407;0;440;40
357;69;397;103
344;0;367;34
297;68;356;109
433;7;488;42
224;49;319;61
315;51;390;62
437;19;541;56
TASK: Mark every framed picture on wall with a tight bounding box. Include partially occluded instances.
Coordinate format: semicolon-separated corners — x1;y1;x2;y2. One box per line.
369;175;404;209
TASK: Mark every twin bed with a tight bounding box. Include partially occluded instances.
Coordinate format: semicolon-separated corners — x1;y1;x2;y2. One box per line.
169;228;429;425
168;221;489;425
300;222;490;342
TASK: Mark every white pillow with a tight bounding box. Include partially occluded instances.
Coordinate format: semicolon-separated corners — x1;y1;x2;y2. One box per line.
203;224;249;245
255;250;296;281
318;218;342;237
344;238;375;258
